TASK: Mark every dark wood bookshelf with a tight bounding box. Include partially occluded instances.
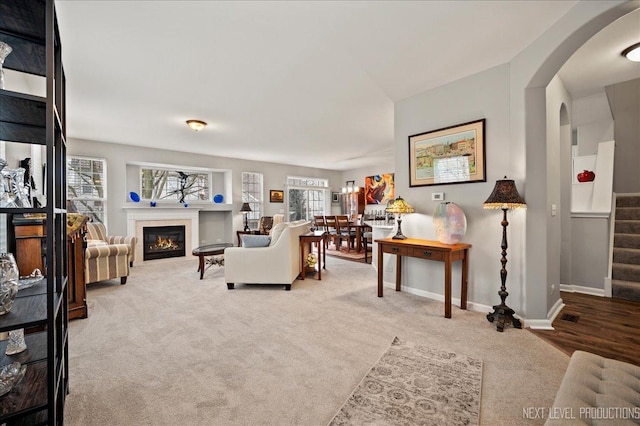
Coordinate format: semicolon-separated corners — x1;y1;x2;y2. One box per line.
0;295;47;332
0;360;48;421
0;0;49;77
0;0;68;422
0;332;48;366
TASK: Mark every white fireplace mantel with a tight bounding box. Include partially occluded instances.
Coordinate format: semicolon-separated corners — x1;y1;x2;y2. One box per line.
124;206;203;262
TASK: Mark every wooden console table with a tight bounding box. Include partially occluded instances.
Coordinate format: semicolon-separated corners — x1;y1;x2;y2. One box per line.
376;238;471;318
299;231;327;280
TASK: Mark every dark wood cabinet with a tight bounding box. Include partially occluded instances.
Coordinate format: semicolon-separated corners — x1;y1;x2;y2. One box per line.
12;217;87;320
67;220;88;320
12;217;46;277
0;0;68;423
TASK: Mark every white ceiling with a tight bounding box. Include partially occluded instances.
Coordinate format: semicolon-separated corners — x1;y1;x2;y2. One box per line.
558;8;640;99
52;1;637;171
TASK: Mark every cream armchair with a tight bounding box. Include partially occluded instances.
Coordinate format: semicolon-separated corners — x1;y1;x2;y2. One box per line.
86;222;138;267
224;220;311;290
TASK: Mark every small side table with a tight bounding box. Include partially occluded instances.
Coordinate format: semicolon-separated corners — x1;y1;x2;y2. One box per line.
299;230;327;280
192;243;234;279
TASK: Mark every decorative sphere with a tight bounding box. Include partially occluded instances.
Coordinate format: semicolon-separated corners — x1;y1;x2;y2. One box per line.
432;202;467;244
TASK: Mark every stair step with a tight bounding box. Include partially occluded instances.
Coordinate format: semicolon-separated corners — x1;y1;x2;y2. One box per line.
615;207;640;220
614;233;640;249
616;196;640;208
615;220;640;235
612;279;640;302
613;248;640;265
612;263;640;282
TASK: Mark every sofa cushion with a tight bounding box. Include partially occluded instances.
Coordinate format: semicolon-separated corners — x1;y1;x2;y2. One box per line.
545;350;640;425
269;223;288;246
242;234;271;248
87;239;108;247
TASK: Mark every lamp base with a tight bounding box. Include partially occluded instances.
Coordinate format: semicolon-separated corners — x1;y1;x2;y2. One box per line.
243;225;250;232
391;218;407;239
487;302;522;332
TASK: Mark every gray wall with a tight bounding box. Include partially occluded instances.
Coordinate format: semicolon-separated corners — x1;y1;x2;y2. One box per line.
607;78;640;194
391;0;632;324
546;76;572;308
68;138;343;244
395;63;513;310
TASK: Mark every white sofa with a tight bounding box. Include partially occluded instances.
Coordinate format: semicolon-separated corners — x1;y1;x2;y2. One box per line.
224;220;311;290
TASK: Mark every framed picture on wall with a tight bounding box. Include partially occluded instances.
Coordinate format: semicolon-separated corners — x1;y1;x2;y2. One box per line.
365;174;395;205
331;192;340;203
270;190;284;203
409;119;486;187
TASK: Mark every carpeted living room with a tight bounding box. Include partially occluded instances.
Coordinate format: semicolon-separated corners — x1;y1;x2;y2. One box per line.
64;255;568;425
1;1;640;424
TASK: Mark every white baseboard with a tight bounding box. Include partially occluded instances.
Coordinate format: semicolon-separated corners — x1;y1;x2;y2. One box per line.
559;284;605;297
526;319;554;330
527;297;565;330
604;277;612;297
385;283;492;315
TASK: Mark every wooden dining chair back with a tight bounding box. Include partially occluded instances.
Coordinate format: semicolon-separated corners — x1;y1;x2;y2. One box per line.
336;215;355;251
361;225;373;263
313;215;326;231
324;215;338;248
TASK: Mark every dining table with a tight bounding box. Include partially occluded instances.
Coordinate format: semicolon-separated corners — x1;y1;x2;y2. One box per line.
346;219;371;252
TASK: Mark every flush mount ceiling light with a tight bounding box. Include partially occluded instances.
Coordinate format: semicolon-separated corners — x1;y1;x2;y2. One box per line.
621;42;640;62
186;119;207;131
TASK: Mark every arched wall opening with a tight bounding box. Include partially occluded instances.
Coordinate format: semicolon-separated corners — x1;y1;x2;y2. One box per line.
519;1;639;322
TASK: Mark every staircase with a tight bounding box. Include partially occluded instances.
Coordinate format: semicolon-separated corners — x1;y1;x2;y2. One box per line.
612;195;640;301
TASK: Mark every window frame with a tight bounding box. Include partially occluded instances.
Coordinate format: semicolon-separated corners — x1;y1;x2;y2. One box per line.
242;172;264;229
139;167;211;203
67;155;108;226
286;176;329;221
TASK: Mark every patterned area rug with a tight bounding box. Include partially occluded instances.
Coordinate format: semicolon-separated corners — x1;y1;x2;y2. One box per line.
330;337;483;426
325;241;366;263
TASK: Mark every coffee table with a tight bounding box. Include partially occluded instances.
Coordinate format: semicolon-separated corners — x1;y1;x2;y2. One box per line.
192;243;234;279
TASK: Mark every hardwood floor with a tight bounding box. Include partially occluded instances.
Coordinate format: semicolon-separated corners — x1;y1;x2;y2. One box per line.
529;291;640;366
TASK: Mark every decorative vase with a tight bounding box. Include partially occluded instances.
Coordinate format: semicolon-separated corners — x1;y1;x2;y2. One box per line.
432;202;467;245
577;170;595;182
0;253;19;315
5;329;26;355
1;167;29;207
0;41;12;90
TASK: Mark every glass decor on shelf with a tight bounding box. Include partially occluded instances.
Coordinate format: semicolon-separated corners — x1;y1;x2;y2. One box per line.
0;41;12;90
0;362;26;397
0;253;19;315
5;330;26;355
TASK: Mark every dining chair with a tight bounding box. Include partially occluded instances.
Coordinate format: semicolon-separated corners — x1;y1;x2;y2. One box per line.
361;225;373;263
324;215;339;249
313;215;327;232
258;216;274;234
336;215;356;251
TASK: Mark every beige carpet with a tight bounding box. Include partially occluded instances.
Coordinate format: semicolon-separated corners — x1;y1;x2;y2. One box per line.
329;337;482;425
64;255;569;425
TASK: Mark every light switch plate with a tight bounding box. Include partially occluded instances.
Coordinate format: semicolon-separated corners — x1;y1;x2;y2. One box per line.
432;192;444;201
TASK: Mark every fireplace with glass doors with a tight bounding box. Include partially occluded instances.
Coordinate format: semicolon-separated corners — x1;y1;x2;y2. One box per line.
142;225;186;260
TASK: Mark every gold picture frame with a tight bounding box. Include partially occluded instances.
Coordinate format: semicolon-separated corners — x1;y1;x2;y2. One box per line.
409;119;486;187
270;190;284;203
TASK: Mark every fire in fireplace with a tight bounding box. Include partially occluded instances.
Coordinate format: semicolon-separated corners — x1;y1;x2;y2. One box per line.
143;225;186;261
